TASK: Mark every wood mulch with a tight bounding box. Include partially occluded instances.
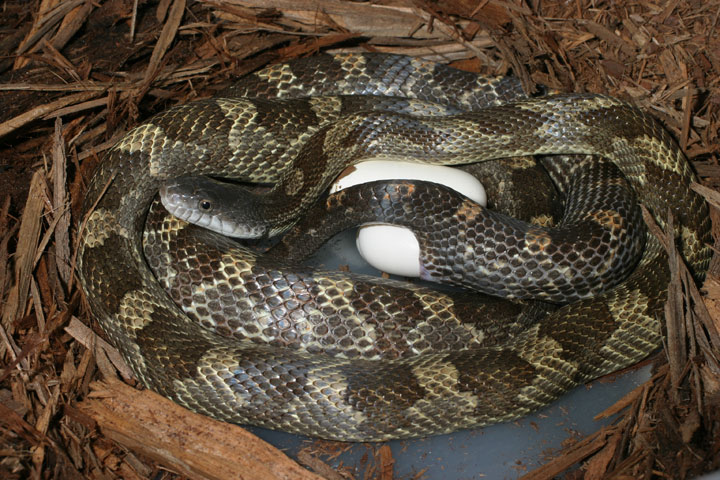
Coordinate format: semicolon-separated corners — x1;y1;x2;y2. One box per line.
1;1;719;479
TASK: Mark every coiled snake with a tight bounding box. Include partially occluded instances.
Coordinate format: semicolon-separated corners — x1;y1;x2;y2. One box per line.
78;53;711;441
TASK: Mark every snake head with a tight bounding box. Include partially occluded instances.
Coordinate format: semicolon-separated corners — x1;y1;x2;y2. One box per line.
160;176;270;239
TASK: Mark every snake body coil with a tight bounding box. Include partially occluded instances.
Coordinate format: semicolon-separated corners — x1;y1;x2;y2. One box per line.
78;53;711;441
160;158;647;303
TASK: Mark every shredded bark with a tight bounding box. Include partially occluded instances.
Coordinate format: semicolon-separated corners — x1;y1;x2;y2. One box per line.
1;1;719;479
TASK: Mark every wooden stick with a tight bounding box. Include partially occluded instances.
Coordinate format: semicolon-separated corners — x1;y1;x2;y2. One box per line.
78;379;323;480
0;91;100;138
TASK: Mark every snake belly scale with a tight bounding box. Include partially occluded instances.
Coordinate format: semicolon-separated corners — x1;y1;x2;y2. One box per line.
77;53;711;441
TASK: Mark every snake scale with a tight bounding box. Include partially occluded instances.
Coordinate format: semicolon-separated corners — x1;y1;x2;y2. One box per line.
78;53;712;441
161;158;647;304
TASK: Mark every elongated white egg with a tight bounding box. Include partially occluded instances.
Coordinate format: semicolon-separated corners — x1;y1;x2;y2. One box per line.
331;160;486;277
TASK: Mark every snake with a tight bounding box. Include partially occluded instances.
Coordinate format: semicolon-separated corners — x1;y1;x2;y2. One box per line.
77;53;712;441
160;157;647;304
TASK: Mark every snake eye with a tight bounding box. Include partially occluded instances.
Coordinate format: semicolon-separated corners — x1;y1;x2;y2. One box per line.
199;199;212;212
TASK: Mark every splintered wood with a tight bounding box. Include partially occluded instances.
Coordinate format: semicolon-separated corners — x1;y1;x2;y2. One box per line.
1;0;719;479
77;379;321;480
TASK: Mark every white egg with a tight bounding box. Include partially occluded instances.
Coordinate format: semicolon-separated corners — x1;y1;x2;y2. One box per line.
355;225;423;277
331;160;486;277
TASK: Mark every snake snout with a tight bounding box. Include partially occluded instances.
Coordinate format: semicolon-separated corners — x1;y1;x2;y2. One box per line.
159;181;190;217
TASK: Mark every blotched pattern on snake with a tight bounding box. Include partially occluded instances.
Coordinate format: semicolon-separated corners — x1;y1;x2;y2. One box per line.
77;53;711;441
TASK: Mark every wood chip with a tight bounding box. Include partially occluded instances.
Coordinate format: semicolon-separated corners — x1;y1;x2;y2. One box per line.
1;170;46;327
0;90;101;138
78;379;322;480
141;0;187;92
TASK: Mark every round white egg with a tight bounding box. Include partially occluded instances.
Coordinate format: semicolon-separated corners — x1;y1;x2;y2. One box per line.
331;160;487;277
